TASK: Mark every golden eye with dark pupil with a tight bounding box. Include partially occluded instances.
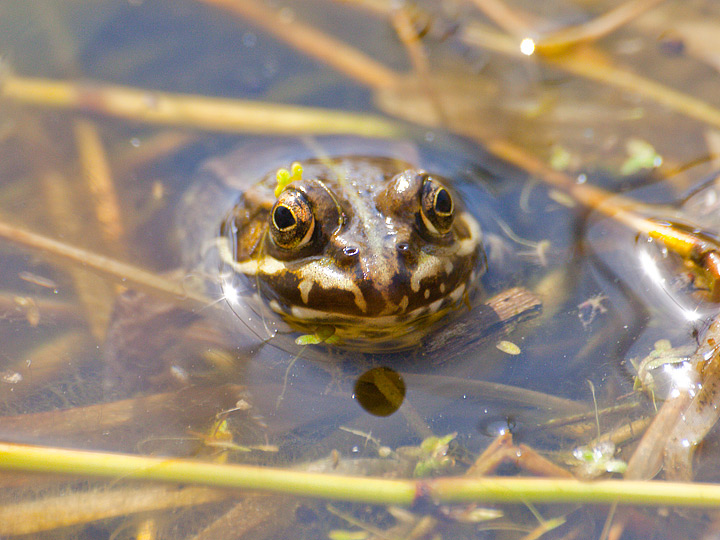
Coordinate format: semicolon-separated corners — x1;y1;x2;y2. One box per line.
273;205;296;230
434;187;452;215
420;176;454;235
269;189;315;250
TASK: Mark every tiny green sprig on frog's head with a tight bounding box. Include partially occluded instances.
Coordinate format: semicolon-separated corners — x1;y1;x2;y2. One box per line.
275;161;303;198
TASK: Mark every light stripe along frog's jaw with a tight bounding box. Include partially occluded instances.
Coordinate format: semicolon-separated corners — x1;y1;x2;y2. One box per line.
220;156;485;351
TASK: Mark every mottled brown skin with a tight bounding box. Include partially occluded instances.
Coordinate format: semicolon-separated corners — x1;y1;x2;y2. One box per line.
220;156;484;350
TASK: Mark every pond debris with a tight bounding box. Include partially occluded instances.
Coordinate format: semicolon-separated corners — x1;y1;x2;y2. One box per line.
487;138;720;301
0;330;89;406
572;441;627;477
631;339;696;404
496;340;521;355
549;144;573;171
0;370;22;384
294;325;340;346
577;293;608;329
135;518;157;540
17;271;57;290
187;416;279;460
389;5;449;127
607;312;720;540
12;295;40;326
328;530;369;540
664;316;720;481
412;432;457;477
467;432;574;478
0;293;81;327
0;384;246;445
620;138;663;175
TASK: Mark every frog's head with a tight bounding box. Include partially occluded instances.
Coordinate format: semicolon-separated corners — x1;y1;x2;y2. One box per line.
220;156;485;351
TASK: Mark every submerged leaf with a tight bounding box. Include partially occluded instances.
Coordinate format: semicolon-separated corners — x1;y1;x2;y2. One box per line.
621;138;662;175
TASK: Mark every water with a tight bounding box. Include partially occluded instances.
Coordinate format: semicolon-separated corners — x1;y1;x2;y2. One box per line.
1;1;720;538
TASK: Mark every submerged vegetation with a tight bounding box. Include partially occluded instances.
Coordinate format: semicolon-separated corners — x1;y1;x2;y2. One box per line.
2;1;720;539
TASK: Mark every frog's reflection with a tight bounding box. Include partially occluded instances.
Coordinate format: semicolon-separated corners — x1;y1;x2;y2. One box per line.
353;366;406;417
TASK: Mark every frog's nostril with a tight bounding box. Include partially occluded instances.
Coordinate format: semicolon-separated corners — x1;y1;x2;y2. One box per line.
338;245;360;265
396;242;417;265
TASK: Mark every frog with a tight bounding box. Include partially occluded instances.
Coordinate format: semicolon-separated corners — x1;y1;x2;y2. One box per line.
216;153;485;352
105;137;539;392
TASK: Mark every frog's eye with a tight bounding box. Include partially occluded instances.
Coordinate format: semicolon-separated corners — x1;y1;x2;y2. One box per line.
419;175;454;235
270;189;315;250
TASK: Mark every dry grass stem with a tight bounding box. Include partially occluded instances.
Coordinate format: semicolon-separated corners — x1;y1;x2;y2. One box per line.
41;169;115;341
535;0;667;53
1;75;403;137
389;6;448;127
4;441;720;508
0;292;83;326
190;495;297;540
74;119;126;251
0;384;246;441
403;373;583;412
0;486;230;536
0;218;210;308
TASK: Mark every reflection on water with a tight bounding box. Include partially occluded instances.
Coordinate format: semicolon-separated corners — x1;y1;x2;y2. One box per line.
2;1;720;539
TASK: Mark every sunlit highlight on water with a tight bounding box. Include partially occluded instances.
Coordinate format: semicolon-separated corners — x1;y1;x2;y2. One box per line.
638;248;664;285
520;37;535;56
663;361;699;397
221;276;241;306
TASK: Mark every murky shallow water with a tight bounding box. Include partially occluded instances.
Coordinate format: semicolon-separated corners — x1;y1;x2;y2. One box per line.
2;1;720;538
